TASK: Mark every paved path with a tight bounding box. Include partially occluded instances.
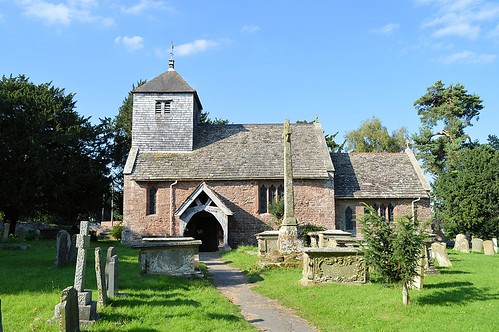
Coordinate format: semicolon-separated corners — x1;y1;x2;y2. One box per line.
200;252;317;332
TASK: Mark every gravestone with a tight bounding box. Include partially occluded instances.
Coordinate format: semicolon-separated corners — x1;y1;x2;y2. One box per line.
431;242;452;267
107;255;119;297
68;234;77;263
16;226;25;241
453;234;469;253
278;120;301;254
94;248;107;306
483;240;495;256
493;238;498;254
105;247;116;289
471;238;483;253
55;230;71;267
73;221;97;321
59;286;80;332
1;223;10;242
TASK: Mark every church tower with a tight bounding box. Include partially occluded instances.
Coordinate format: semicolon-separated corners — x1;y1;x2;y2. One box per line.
131;58;202;152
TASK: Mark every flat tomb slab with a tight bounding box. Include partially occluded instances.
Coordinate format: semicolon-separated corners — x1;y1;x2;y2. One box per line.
301;248;366;285
131;239;202;275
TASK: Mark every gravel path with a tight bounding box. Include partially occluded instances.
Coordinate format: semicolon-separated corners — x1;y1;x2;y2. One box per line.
201;252;317;332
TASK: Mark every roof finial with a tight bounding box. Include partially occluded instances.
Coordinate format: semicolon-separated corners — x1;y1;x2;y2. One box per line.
168;42;175;71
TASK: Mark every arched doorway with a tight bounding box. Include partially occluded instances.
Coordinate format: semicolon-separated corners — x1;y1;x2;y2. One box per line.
184;211;223;252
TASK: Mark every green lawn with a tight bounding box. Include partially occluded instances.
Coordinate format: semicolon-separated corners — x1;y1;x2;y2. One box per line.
222;247;499;332
0;240;255;332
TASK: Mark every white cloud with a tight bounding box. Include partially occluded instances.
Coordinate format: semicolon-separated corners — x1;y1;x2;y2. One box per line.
242;25;261;34
175;39;220;56
437;50;496;64
420;0;499;40
432;23;480;40
15;0;114;26
115;36;144;51
372;23;400;36
122;0;174;15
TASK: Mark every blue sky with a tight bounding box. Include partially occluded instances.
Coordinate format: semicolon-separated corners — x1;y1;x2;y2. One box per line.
1;0;498;144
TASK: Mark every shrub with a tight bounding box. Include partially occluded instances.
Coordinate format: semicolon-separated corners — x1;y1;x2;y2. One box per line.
110;223;123;240
268;197;284;221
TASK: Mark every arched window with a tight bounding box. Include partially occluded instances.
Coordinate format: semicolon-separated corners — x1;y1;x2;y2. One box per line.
269;185;276;203
380;204;386;219
388;204;395;222
345;207;354;231
277;185;284;199
259;185;267;213
147;186;157;215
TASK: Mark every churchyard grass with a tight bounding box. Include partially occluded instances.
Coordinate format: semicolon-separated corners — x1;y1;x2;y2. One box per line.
222;247;499;331
0;239;255;331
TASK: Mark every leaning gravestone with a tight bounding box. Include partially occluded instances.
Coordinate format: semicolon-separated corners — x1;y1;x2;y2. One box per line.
453;234;469;253
94;248;107;306
55;230;71;267
73;221;97;322
483;240;495;256
105;247;116;289
471;238;484;253
431;242;452;267
107;255;119;297
1;223;10;242
59;286;80;332
493;238;498;254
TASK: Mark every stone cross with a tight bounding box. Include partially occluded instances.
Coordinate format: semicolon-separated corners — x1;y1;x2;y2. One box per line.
94;248;107;306
282;119;297;227
74;221;90;292
59;286;80;332
278;120;301;254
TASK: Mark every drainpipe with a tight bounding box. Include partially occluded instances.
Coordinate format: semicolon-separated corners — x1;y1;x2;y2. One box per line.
412;197;421;222
170;180;178;235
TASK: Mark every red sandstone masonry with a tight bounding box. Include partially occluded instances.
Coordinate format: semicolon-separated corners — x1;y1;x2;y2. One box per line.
123;177;335;247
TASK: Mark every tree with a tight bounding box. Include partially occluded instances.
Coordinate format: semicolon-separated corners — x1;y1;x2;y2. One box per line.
360;206;427;305
433;144;499;239
0;75;111;230
344;117;407;152
296;119;345;152
412;81;483;176
200;111;229;124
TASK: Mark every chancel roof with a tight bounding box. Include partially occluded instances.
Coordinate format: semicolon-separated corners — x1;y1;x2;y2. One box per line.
128;123;333;181
331;151;430;199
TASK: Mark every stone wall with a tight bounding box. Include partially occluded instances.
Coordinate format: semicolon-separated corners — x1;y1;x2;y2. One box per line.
123;177;335;247
132;92;198;152
335;197;431;236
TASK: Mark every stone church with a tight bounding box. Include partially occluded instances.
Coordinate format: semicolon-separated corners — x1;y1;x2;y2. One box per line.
122;60;431;251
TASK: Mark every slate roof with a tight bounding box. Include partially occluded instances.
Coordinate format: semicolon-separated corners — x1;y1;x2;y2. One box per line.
128;123;333;181
133;69;202;109
331;151;430;199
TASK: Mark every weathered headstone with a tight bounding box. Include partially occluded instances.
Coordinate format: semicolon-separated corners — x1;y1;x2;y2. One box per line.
107;255;119;297
59;286;80;332
55;230;71;267
278;120;301;254
411;247;426;289
16;226;25;241
431;242;452;267
68;234;77;263
471;238;484;253
94;248;107;306
1;223;10;242
493;238;498;254
483;240;495;256
73;221;97;322
105;247;116;289
453;234;469;253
